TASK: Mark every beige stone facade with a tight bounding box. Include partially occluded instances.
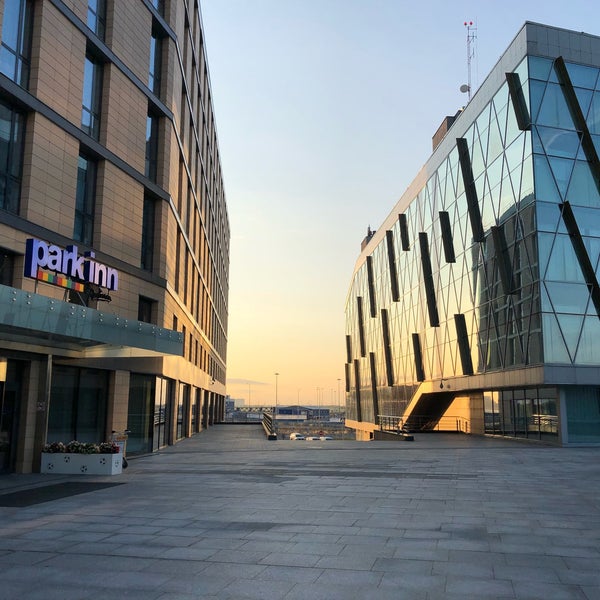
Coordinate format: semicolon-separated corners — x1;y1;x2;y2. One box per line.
0;0;229;473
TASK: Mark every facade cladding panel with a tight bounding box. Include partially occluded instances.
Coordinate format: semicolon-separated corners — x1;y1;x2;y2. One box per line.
0;0;230;473
345;22;600;445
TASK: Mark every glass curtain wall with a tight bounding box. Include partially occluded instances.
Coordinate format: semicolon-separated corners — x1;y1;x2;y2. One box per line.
345;56;538;425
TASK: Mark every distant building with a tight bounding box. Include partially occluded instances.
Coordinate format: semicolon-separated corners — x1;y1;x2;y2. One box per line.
345;22;600;445
0;1;229;472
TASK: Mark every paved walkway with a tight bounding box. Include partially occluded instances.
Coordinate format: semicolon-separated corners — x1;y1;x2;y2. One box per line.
0;426;599;599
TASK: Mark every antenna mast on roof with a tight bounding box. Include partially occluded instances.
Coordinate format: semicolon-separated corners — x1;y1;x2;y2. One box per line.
462;20;477;101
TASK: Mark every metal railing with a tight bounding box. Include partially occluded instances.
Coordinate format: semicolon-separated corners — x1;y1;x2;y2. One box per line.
378;414;471;434
261;411;277;440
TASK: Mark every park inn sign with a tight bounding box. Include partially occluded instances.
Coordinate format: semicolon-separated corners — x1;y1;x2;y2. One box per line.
24;238;119;292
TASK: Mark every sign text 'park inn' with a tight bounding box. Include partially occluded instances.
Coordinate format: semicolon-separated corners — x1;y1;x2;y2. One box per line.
24;238;119;292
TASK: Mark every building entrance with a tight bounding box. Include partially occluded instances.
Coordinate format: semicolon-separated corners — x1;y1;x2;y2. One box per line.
0;360;21;473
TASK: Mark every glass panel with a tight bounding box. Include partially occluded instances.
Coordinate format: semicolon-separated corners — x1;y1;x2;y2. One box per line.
537;83;576;130
74;154;95;245
529;80;546;123
556;313;584;360
545;282;590;313
127;374;155;455
588;92;600;135
574;87;593;119
0;101;23;214
542;313;571;363
529;56;553;81
574;317;600;364
536;202;561;233
533;155;561;203
0;0;32;86
48;366;108;443
536;126;580;159
548;156;574;199
565;386;600;442
87;0;106;39
545;234;585;282
81;55;102;139
537;391;558;438
572;206;600;238
566;62;599;90
566;161;600;208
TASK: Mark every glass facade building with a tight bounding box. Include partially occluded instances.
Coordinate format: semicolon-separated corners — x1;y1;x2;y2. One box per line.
345;22;600;445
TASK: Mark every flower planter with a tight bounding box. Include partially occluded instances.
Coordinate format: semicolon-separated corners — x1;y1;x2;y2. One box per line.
41;451;122;475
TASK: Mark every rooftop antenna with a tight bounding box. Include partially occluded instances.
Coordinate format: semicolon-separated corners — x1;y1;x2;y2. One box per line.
461;20;477;101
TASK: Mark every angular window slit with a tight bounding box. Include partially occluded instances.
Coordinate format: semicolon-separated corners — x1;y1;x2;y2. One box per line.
456;137;485;242
381;309;394;386
357;296;366;357
366;256;377;318
345;334;352;364
386;230;400;301
353;359;362;421
491;226;516;295
439;211;456;263
454;313;474;375
369;352;379;419
419;232;440;327
399;213;410;251
505;71;531;131
412;333;425;382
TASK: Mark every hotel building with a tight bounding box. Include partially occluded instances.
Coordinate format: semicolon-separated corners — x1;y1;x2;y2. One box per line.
0;0;229;472
345;22;600;445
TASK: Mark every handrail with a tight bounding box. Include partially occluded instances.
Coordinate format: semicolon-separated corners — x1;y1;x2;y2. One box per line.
262;411;277;440
378;414;471;433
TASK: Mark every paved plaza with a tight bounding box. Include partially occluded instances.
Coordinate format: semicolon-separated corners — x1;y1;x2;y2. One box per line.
0;426;599;599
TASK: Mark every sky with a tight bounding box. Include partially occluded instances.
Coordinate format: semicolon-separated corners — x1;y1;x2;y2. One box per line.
200;0;597;407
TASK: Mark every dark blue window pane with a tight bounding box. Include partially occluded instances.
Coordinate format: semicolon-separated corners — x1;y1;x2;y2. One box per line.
529;56;553;81
565;62;599;90
537;126;580;158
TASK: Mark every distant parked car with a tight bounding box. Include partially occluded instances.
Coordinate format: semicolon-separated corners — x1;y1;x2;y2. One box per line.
319;436;333;441
289;432;305;440
304;436;321;441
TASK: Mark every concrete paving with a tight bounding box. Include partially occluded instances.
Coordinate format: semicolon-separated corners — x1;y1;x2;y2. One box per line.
0;425;599;599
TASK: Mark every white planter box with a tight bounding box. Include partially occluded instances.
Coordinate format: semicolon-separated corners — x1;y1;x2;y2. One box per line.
41;452;122;475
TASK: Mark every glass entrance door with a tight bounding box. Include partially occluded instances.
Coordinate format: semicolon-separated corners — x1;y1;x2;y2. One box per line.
0;360;20;473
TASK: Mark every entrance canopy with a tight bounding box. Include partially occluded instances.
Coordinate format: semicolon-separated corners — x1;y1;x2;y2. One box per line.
0;285;183;358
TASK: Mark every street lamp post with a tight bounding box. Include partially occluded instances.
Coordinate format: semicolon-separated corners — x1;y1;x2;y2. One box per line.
337;378;341;416
274;372;279;413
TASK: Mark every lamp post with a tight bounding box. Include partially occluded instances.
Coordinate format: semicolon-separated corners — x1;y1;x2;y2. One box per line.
274;372;279;413
337;378;341;416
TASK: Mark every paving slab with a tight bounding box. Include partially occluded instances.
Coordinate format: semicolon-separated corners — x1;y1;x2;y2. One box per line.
0;426;599;599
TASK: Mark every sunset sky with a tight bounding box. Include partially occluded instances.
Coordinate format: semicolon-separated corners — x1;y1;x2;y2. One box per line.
200;0;596;406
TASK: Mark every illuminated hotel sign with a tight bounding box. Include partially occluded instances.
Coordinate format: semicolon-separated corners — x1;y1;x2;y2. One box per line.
24;238;119;292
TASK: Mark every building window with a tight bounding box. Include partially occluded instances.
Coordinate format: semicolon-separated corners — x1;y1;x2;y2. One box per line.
141;195;155;270
138;296;156;324
0;249;15;286
81;54;103;139
87;0;106;40
145;112;159;181
150;0;163;14
0;0;33;87
0;101;25;214
74;154;96;246
149;28;162;95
